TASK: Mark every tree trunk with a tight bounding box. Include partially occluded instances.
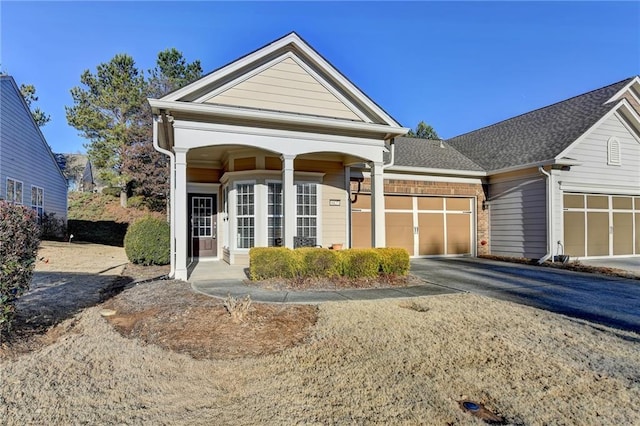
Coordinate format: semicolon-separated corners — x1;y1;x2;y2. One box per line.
120;189;128;208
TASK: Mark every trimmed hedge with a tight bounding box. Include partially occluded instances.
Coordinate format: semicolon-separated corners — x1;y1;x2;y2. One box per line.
248;246;410;280
339;249;381;278
0;201;40;334
376;248;410;275
124;216;170;265
68;219;128;247
249;247;300;280
297;248;341;278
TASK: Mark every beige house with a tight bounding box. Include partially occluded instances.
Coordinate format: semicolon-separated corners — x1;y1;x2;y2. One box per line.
149;33;640;280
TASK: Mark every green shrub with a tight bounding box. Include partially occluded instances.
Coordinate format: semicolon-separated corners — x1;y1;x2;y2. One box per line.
102;186;121;198
339;249;381;278
127;195;145;209
249;247;300;280
124;216;170;265
297;248;341;278
376;248;410;275
0;201;40;334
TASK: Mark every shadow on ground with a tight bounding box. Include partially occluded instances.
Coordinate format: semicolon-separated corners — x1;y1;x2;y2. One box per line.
7;271;134;339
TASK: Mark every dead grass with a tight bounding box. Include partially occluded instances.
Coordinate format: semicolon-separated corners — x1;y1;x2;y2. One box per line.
2;283;639;425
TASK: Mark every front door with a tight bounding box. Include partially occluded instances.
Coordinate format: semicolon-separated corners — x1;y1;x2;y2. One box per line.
189;195;217;258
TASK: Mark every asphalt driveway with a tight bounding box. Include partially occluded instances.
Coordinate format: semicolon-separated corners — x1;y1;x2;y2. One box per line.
410;257;640;333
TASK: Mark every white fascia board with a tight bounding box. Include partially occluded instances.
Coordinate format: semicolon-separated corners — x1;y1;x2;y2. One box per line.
149;99;409;137
555;100;636;160
384;165;486;177
606;76;640;104
559;181;640;196
616;101;640;143
358;170;483;185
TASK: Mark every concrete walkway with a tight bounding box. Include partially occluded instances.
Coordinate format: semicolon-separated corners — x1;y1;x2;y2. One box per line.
188;260;457;304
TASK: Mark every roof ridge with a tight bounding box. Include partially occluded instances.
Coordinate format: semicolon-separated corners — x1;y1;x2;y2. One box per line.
447;77;635;141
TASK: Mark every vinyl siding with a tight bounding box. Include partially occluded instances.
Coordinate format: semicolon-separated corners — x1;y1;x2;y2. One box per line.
205;57;361;121
0;78;67;221
489;172;547;258
563;113;640;188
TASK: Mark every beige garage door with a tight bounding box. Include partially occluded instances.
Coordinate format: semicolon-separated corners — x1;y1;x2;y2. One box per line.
351;194;474;256
563;193;640;257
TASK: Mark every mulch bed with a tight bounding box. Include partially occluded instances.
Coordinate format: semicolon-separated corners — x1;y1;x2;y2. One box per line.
246;273;424;291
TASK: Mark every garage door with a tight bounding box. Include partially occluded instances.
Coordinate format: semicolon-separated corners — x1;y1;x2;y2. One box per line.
351;194;474;256
563;193;640;257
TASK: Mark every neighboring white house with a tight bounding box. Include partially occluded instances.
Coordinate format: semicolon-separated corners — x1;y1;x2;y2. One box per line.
0;75;68;225
148;32;640;280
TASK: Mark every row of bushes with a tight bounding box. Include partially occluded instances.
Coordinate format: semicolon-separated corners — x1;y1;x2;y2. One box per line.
249;247;410;280
0;201;40;334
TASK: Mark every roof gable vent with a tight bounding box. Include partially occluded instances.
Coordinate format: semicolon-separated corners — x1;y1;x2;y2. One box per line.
607;137;621;165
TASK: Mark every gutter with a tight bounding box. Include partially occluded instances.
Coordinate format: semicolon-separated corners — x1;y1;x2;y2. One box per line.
537;166;553;264
154;111;176;278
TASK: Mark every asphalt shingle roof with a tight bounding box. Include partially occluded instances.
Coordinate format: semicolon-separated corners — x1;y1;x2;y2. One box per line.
445;77;634;172
391;137;485;171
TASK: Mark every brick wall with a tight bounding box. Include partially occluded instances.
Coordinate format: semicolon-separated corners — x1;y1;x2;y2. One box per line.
358;178;490;255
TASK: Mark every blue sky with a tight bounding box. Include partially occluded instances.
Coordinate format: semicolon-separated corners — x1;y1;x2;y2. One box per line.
2;1;639;154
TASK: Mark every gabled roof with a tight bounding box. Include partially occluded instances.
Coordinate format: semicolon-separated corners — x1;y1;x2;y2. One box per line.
152;32;405;130
446;77;636;172
391;137;484;172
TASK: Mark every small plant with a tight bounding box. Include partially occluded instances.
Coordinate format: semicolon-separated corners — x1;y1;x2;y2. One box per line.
124;216;170;265
102;186;121;198
127;195;145;209
0;201;40;335
223;294;252;323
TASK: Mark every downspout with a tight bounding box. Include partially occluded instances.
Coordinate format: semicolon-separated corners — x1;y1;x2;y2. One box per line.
537;166;553;264
154;112;176;277
382;138;395;169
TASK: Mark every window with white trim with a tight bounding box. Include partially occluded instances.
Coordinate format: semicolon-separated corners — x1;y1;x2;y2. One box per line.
6;178;23;204
267;182;283;246
296;183;317;239
607;137;621;165
236;183;254;249
31;186;44;223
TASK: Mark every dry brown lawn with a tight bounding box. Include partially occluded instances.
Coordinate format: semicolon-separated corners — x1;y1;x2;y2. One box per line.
2;277;639;425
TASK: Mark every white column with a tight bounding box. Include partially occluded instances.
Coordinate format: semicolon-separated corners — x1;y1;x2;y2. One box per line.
371;161;386;247
281;154;296;248
174;147;189;280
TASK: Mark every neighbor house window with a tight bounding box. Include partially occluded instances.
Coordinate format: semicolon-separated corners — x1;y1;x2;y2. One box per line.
607;137;621;165
31;186;44;223
6;178;23;204
236;183;254;249
296;183;317;239
267;182;283;246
